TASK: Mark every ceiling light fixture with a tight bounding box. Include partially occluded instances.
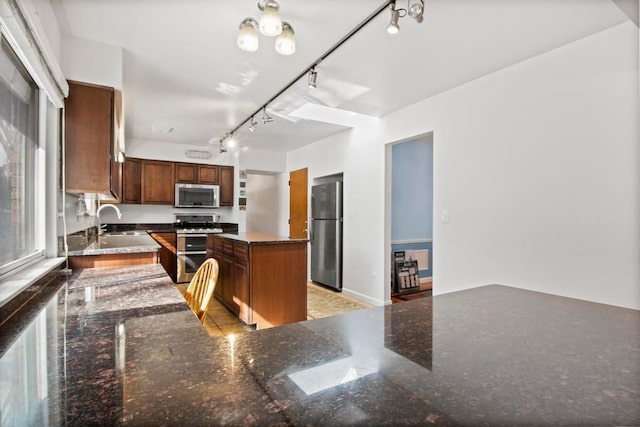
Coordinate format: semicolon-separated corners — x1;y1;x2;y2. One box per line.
238;0;295;55
249;116;258;132
258;0;282;37
262;108;274;124
275;22;296;56
308;67;318;89
219;1;396;147
386;0;424;34
237;18;259;52
227;135;237;148
387;4;401;34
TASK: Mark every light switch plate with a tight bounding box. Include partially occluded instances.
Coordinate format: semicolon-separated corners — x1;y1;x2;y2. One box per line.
441;210;449;223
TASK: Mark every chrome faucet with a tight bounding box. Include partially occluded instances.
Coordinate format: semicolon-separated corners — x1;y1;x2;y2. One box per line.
96;203;122;235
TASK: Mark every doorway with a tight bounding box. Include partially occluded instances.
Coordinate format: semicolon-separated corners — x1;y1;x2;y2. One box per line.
388;135;434;300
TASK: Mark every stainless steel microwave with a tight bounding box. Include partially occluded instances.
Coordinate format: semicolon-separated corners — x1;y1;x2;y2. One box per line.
175;183;220;208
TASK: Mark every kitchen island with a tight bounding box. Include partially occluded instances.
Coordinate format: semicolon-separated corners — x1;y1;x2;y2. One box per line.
0;264;638;425
208;232;308;329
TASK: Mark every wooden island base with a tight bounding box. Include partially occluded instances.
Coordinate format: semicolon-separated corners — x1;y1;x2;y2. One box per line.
208;233;308;329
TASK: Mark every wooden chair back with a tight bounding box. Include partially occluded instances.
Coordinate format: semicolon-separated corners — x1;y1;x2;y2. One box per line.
184;258;219;324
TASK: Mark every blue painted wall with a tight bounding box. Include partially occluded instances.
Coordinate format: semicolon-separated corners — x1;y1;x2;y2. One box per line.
391;139;433;279
391;140;433;241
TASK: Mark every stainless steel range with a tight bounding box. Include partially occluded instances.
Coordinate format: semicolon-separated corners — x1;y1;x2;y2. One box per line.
175;215;223;283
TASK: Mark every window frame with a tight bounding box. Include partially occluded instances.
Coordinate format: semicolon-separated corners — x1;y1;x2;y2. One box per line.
0;28;45;279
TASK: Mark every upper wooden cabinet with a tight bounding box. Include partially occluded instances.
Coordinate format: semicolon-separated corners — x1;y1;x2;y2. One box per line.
175;163;219;185
141;160;175;204
175;163;197;183
198;165;219;184
64;81;122;200
219;166;234;206
121;158;232;206
123;158;141;204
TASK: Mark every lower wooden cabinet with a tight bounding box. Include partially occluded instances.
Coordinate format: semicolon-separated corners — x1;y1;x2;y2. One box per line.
150;232;177;282
208;233;306;329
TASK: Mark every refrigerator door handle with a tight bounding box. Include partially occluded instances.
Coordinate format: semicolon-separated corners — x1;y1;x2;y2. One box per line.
309;219;314;244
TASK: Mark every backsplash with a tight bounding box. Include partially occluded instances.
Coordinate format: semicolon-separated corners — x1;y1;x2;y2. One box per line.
96;204;235;224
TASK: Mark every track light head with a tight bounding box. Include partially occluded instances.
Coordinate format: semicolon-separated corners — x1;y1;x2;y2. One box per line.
262;108;274;124
408;0;424;23
249;116;258;132
308;67;318;89
386;2;401;34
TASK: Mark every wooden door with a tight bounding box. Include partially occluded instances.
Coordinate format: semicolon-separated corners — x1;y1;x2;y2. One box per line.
289;168;308;239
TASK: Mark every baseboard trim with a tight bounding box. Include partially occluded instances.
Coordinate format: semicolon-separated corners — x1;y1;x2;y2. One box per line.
342;288;384;307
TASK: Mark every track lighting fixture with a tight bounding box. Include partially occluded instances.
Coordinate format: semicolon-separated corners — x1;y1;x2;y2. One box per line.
237;0;295;55
387;4;400;34
262;108;274;124
386;0;424;34
308;67;318;89
218;1;398;149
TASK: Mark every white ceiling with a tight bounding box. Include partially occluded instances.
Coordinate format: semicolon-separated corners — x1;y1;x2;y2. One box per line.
52;0;629;153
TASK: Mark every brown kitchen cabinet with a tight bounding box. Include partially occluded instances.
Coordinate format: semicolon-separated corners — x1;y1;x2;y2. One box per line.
150;232;177;282
123;158;142;203
141;160;175;204
208;232;307;329
121;158;232;206
219;166;234;206
64;81;123;200
175;163;197;183
175;163;219;185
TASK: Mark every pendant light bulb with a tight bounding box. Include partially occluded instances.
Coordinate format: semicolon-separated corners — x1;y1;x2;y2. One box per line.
237;18;259;52
386;8;400;34
275;22;296;55
258;1;282;37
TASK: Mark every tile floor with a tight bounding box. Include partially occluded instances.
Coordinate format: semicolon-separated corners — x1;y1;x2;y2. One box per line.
177;282;373;337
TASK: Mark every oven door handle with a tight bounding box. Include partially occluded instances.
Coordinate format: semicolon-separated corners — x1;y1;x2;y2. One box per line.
177;234;209;238
176;251;208;256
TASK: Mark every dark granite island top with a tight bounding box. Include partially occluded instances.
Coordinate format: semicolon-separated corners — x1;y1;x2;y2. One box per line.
0;267;638;425
217;231;308;244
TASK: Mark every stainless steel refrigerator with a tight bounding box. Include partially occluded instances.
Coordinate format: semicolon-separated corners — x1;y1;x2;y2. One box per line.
310;182;343;290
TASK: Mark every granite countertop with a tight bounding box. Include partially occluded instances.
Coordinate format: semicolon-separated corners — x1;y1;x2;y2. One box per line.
218;231;308;244
105;222;239;234
0;267;638;425
63;232;161;256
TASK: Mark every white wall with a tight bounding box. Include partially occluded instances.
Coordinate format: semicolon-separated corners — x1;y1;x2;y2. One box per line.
240;148;286;174
61;35;123;89
284;120;386;306
283;22;640;309
245;174;281;234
